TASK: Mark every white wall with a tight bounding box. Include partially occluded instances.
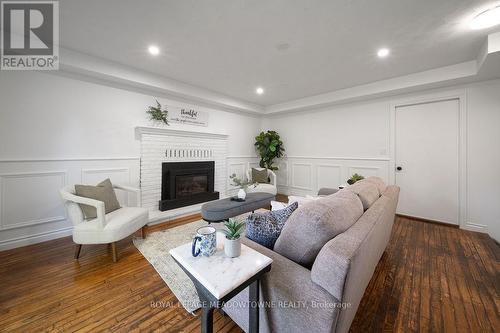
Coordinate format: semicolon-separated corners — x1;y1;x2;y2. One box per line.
0;71;261;250
263;80;500;242
466;81;500;242
1;70;499;248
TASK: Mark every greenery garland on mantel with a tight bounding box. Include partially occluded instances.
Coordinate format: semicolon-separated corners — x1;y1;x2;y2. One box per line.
146;99;169;125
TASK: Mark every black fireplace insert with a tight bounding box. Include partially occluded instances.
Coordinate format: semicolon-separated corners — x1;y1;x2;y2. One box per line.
159;161;219;211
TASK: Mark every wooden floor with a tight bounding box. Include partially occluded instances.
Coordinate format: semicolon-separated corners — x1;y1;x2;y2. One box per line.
0;215;498;332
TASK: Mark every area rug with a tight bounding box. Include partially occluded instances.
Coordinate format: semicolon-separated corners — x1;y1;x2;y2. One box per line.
133;213;251;314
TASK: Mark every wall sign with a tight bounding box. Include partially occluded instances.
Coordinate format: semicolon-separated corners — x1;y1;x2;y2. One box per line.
168;107;209;127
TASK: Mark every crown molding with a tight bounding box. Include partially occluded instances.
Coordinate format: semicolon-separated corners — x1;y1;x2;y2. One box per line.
56;48;265;115
265;31;500;115
53;31;500;117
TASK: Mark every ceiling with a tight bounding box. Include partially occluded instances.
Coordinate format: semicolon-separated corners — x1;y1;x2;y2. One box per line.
60;0;499;106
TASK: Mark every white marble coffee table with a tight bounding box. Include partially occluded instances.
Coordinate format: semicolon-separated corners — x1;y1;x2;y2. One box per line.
170;232;272;333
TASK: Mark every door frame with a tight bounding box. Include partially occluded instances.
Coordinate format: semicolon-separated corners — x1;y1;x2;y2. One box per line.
388;89;477;232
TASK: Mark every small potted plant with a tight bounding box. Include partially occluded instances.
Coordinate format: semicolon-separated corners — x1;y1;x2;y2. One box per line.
347;173;364;185
229;173;256;200
222;218;245;258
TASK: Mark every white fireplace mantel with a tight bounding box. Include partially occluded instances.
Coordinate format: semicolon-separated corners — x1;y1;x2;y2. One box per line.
135;125;228;224
135;126;228;141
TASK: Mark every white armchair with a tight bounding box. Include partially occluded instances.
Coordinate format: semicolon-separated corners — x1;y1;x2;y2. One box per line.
60;183;149;262
246;166;278;195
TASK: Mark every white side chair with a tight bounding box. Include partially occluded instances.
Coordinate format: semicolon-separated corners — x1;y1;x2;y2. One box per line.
246;166;278;195
60;184;149;262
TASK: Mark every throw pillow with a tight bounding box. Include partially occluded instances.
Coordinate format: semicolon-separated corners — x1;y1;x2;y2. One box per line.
274;190;363;267
252;168;269;184
75;178;121;219
345;181;380;210
246;201;298;249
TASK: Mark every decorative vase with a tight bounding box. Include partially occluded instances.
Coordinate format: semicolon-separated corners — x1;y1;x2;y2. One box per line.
237;188;246;200
224;237;241;258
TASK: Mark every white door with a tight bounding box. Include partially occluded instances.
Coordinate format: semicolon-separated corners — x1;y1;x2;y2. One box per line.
395;99;459;225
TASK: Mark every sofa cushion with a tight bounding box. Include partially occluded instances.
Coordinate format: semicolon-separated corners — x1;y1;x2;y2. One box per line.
345;181;380;210
273;190;363;267
75;178;121;219
246;202;298;249
363;176;387;193
252;168;270;184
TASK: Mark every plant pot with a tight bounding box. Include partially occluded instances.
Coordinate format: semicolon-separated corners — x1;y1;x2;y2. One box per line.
224;237;241;258
237;188;246;200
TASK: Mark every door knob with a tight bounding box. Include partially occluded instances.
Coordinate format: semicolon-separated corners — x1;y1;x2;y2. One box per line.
396;166;402;171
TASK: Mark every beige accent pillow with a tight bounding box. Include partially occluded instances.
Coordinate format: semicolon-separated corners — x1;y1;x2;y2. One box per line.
363;176;387;194
274;190;364;267
252;168;269;184
75;178;121;219
345;181;380;210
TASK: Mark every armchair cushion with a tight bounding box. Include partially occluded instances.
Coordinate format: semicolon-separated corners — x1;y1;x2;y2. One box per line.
75;178;121;219
252;168;270;183
72;206;148;244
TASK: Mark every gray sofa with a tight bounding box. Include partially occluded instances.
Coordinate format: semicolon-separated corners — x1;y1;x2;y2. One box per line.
223;177;399;333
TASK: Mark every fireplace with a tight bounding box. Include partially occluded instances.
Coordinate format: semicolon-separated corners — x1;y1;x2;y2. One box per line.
159;161;219;211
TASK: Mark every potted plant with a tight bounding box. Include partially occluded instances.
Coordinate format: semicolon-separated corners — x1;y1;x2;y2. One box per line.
347;173;364;185
229;173;256;200
254;130;285;170
222;218;245;258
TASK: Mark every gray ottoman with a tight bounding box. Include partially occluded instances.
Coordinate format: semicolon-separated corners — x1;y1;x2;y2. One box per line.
201;192;275;223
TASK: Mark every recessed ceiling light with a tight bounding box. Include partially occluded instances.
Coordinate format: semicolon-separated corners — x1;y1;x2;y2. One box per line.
148;45;160;56
377;48;390;58
470;6;500;30
256;87;264;95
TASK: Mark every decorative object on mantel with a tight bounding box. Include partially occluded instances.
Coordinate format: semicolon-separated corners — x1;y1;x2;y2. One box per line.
168;107;209;127
229;173;256;200
347;173;365;185
146;99;169;125
254;130;285;170
222;218;245;257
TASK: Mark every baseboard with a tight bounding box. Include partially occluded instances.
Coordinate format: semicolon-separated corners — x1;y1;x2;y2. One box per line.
396;214;460;228
0;227;73;251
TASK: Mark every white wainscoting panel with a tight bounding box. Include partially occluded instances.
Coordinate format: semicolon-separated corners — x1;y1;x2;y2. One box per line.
0;158;140;250
317;164;342;189
277;157;390;196
348;166;381;178
290;163;313;190
0;171;67;230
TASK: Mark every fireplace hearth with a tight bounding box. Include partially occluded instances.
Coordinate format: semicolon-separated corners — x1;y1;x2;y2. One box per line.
159;161;219;211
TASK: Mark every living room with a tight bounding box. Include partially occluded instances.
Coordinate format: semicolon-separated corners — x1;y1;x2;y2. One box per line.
0;1;499;332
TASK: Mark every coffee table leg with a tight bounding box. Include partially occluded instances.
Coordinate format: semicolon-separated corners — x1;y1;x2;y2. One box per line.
201;305;214;333
249;279;260;333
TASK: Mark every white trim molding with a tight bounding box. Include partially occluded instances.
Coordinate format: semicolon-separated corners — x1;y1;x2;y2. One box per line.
135;126;229;140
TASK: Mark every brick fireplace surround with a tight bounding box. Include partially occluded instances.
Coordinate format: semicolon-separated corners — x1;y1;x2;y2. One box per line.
135;127;228;224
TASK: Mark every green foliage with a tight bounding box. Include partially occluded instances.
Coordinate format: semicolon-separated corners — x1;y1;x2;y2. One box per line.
347;173;364;185
229;173;256;190
146;99;169;125
223;218;245;240
254;130;285;170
